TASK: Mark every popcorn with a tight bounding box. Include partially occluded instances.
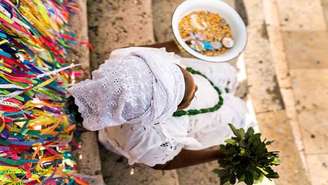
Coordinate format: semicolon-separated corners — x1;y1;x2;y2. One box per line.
179;11;234;57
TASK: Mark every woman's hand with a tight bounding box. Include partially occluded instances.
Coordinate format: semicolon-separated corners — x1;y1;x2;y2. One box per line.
152;147;223;170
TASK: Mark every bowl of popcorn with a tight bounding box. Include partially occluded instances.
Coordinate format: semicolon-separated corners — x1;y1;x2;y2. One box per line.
172;0;247;62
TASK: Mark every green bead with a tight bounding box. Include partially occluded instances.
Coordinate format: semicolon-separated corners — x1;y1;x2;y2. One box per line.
189;109;198;113
173;110;187;117
200;109;208;113
188;109;200;115
173;67;225;117
209;107;217;112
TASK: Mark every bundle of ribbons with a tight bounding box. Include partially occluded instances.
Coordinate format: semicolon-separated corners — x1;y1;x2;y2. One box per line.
0;0;87;184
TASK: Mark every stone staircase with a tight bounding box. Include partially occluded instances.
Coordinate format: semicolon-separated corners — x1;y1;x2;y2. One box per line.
260;1;328;184
87;0;178;184
80;0;328;184
86;0;224;184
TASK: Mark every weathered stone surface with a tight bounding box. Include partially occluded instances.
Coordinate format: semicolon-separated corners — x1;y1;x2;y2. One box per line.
276;0;326;31
68;0;90;76
152;0;184;42
69;1;105;183
322;0;328;24
243;0;284;113
297;109;328;154
290;69;328;111
100;147;179;185
307;154;328;185
87;0;155;69
177;162;220;185
287;4;328;185
262;1;328;185
77;132;103;176
283;31;328;69
80;175;106;185
257;111;311;185
244;1;316;185
234;0;248;26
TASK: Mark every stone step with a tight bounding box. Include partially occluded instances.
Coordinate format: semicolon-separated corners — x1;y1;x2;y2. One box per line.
152;0;184;42
100;148;179;185
261;0;328;184
176;162;220;185
87;0;155;69
87;0;180;184
69;1;105;184
243;0;312;185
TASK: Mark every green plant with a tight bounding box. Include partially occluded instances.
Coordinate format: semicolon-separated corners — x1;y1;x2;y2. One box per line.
213;124;280;185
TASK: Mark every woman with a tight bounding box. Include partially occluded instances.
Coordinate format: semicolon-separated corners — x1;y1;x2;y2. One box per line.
68;47;253;170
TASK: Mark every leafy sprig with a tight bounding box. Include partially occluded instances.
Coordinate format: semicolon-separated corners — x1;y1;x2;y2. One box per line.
213;124;280;185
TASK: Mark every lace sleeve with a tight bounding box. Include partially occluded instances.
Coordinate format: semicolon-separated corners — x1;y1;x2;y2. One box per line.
99;123;183;167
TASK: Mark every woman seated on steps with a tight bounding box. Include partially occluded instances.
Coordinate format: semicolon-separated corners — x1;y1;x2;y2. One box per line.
67;47;254;170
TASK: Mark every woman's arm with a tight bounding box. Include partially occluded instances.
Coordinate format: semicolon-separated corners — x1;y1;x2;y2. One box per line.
152;147;223;170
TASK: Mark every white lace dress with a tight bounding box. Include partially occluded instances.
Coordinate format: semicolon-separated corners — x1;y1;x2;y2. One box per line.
99;58;253;167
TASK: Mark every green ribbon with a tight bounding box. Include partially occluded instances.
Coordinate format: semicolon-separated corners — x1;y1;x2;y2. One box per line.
0;157;38;166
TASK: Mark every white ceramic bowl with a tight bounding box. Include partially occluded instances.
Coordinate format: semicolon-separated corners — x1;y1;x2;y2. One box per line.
172;0;247;62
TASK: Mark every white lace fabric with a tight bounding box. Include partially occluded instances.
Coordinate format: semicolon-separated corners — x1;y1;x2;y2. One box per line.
98;53;253;167
99;123;183;167
69;47;185;131
69;56;153;130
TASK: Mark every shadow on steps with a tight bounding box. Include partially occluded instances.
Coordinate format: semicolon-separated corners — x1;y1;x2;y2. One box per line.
99;146;180;185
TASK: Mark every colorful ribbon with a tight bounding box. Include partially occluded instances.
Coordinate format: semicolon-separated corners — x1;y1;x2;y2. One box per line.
0;0;87;184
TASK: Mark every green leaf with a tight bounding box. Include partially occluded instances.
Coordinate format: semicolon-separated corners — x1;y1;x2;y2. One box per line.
266;171;279;179
229;124;239;135
229;124;245;141
225;139;237;145
254;174;265;184
213;169;229;178
272;156;281;165
245;171;254;185
215;125;280;185
220;173;231;185
245;127;255;139
240;148;247;156
263;167;280;179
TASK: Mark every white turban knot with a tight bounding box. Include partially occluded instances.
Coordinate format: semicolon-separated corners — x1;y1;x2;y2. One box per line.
68;47;185;131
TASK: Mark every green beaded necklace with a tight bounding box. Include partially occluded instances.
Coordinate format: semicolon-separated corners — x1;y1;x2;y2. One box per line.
173;67;224;117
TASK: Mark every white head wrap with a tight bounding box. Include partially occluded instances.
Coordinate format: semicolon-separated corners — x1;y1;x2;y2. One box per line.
69;47;185;131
